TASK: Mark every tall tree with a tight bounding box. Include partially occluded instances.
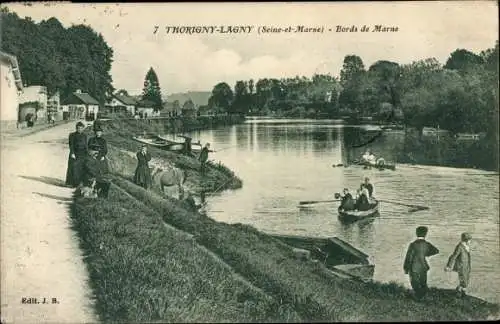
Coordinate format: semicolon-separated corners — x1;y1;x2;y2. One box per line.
232;80;250;114
444;49;484;72
141;67;163;112
340;55;365;87
209;82;233;113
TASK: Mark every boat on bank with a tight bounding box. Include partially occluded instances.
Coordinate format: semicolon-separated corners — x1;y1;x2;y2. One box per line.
132;136;171;148
270;234;375;282
338;200;380;223
157;135;203;153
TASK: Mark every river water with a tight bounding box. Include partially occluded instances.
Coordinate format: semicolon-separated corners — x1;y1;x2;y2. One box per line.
184;118;499;304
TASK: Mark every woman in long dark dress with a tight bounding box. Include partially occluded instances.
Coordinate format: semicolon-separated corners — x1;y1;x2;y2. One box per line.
88;125;109;173
134;144;152;189
65;122;88;187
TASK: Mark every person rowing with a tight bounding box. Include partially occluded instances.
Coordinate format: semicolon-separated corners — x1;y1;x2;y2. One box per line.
339;188;356;211
361;177;374;199
355;186;371;211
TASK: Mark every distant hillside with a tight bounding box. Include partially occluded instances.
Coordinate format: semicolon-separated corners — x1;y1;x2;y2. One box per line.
165;91;211;107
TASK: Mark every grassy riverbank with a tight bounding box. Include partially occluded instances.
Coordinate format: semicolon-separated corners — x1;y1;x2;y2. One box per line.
70;120;499;322
97;118;242;194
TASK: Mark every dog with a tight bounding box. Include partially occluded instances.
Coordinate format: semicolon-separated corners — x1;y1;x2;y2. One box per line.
79;179;98;199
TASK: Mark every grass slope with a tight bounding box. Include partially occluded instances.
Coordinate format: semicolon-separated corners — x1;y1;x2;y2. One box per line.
71;185;300;322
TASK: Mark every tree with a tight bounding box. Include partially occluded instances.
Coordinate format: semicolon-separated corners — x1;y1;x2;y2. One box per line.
209;82;233;113
444;49;483;72
232;80;250;114
1;12;114;103
141;67;163;112
116;89;129;96
340;55;365;87
339;55;366;112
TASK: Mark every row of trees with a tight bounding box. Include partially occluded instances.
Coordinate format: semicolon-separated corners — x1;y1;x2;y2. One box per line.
1;8;114;104
2;9;168;114
207;42;498;136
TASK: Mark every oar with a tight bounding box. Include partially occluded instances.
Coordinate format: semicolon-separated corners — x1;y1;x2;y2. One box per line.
299;199;341;206
378;199;429;211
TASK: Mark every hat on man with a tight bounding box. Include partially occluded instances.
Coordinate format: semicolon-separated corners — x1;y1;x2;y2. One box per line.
94;125;103;132
76;121;85;128
416;226;428;237
461;232;472;242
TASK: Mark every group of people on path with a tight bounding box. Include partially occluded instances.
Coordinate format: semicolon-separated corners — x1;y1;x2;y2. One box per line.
404;226;473;301
65;121;111;198
339;177;376;212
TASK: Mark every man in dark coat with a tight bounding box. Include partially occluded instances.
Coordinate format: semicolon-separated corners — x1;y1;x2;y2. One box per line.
361;177;374;198
83;145;111;198
65;122;88;187
198;143;211;174
404;226;440;300
88;125;109;173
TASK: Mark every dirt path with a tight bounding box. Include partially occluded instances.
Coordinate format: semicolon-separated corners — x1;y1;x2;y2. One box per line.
1;122;97;323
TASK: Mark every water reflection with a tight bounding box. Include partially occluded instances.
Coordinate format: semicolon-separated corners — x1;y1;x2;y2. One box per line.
194;119;499;304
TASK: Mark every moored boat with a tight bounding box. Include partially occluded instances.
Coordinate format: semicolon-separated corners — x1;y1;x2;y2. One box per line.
157;135;203;153
352;159;396;171
270;234;375;282
338;200;379;223
132;136;170;148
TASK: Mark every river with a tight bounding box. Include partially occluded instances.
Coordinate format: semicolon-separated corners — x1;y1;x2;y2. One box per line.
183;118;500;304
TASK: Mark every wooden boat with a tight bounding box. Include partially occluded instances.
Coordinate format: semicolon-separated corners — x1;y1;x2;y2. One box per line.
270;234;375;282
380;124;404;131
338;200;379;223
132;136;171;148
157;135;203;153
352;159;396;171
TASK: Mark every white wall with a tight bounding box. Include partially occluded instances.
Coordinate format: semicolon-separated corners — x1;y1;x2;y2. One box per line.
19;85;48;120
0;61;20;121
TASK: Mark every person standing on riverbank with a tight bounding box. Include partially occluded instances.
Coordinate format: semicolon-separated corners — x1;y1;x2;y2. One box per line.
445;232;472;297
88;125;109;173
65;122;88;188
404;226;440;301
134;144;152;189
199;142;211;174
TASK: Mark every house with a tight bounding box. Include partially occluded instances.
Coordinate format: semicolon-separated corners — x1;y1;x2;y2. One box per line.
47;91;61;121
165;91;212;117
136;99;158;118
0;51;23;130
197;105;216;117
107;93;138;116
161;101;182;117
18;85;48;123
62;90;100;121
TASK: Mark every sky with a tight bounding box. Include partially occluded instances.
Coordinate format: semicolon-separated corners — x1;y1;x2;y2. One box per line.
3;1;499;95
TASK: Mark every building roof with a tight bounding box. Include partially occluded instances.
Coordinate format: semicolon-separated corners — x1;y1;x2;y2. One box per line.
63;92;99;105
0;51;23;91
114;94;138;106
137;99;156;107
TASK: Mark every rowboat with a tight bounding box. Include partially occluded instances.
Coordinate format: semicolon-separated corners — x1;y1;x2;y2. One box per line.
132;136;171;148
338;200;380;223
352;159;396;171
157;135;203;153
270;234;375;282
